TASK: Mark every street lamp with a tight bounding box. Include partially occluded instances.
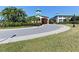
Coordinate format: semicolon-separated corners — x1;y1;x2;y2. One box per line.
72;14;76;27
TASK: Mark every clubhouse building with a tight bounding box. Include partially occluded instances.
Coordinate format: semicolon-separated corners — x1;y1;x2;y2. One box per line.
35;10;73;24
53;15;73;23
35;10;49;24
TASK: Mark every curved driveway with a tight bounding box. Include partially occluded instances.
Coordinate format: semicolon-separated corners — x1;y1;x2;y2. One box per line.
0;24;61;39
0;24;70;44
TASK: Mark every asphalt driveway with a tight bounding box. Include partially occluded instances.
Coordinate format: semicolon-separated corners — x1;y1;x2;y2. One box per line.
0;24;61;40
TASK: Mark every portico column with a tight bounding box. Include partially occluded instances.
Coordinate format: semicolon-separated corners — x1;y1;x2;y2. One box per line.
47;18;49;24
56;16;59;23
40;17;42;24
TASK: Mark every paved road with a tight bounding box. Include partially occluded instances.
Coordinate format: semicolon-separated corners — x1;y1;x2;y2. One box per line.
0;24;61;41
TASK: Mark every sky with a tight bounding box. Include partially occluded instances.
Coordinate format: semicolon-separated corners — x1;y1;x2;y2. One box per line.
0;6;79;18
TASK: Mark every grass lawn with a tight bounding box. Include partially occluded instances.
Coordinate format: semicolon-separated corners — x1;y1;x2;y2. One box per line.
0;24;79;52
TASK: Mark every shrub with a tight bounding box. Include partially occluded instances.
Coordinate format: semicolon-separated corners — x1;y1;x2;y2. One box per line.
0;21;42;28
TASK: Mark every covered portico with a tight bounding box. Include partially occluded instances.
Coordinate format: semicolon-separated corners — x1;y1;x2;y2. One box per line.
39;16;49;24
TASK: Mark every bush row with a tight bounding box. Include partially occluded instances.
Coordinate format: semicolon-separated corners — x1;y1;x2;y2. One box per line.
0;22;42;27
57;21;79;24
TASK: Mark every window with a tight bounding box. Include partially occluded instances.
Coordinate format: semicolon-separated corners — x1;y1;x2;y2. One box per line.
59;19;63;22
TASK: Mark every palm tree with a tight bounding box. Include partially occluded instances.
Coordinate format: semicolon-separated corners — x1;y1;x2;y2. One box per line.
2;7;27;22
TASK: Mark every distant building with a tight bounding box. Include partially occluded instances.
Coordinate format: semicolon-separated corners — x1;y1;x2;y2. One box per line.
35;9;49;24
53;15;73;23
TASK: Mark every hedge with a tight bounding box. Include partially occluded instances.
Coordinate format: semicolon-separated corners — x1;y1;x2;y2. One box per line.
0;22;42;27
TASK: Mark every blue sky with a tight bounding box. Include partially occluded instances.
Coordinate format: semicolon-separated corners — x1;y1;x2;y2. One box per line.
0;6;79;18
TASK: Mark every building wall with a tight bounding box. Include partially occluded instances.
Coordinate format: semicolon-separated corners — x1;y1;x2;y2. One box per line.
55;16;72;23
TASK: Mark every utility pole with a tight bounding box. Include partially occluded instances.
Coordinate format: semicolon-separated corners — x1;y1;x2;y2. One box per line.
72;14;76;27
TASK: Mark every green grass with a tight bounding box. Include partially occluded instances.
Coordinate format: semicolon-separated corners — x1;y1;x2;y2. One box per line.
0;24;79;52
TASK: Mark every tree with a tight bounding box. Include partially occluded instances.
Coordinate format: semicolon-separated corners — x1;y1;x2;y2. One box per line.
75;16;79;21
70;14;76;27
2;7;27;22
26;16;40;23
49;17;56;23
